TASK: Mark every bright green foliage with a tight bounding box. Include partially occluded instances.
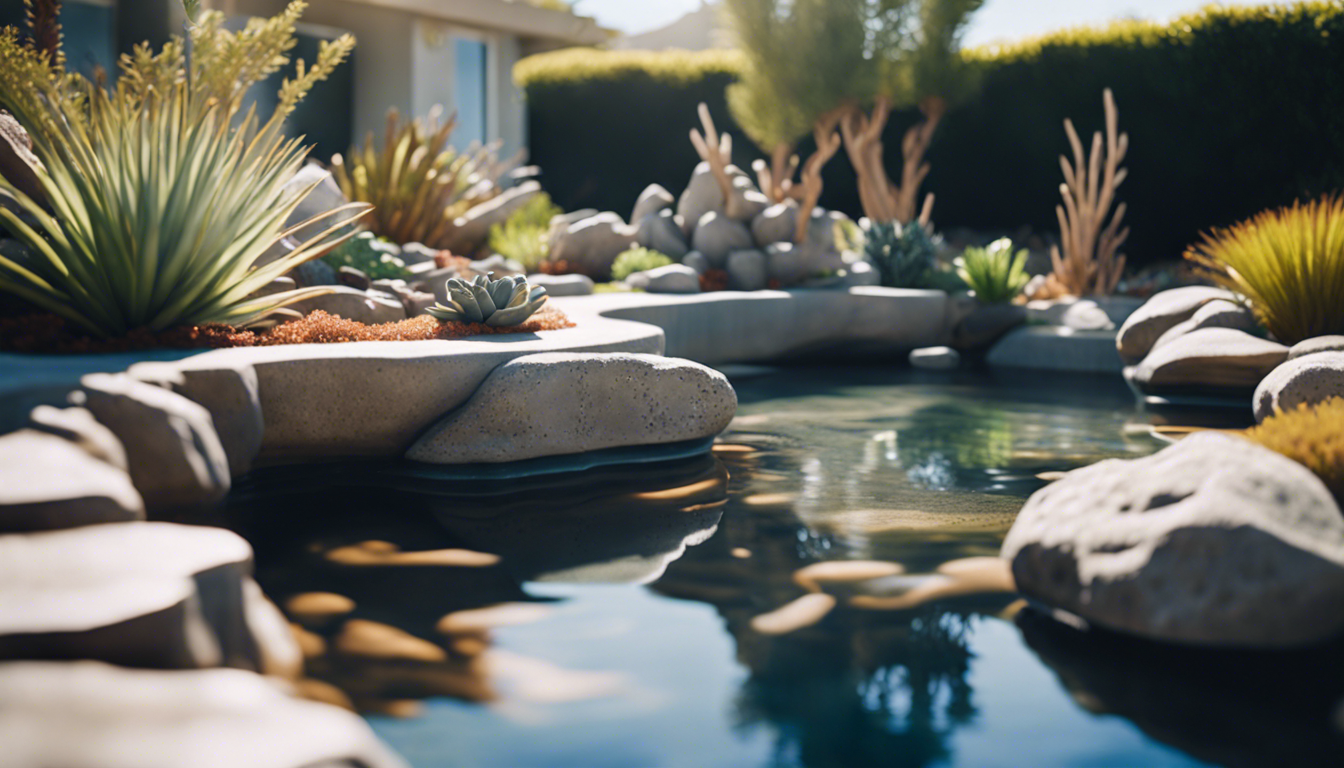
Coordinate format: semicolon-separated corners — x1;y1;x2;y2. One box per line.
610;247;674;282
956;238;1029;304
488;193;562;271
1185;195;1344;345
514;48;746;90
1246;397;1344;498
427;273;548;327
322;232;410;280
865;221;936;288
0;2;361;337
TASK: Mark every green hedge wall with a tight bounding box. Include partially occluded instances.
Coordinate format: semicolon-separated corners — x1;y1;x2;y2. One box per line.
519;3;1344;267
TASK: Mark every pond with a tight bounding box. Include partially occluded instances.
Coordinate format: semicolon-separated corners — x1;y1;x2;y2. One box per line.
218;367;1344;768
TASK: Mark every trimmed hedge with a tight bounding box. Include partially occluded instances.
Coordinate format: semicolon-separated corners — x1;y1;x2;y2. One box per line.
519;2;1344;267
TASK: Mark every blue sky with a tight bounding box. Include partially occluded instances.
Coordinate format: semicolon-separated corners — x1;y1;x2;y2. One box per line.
572;0;1256;46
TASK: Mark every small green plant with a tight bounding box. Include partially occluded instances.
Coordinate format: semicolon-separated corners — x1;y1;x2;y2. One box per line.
322;231;410;280
0;2;363;337
426;273;548;326
1186;195;1344;345
956;238;1030;303
1245;397;1344;498
487;193;562;271
611;247;673;282
865;221;937;288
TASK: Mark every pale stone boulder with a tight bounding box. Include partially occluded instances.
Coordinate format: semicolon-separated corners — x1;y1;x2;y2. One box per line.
909;346;960;370
682;251;711;274
79;374;231;511
691;211;754;268
1003;432;1344;647
953;303;1027;349
290;286;406;325
548;212;638;278
765;241;843;286
636;208;689;259
1150;298;1259;351
1253;351;1344;422
127;361;264;478
528;273;595;297
1129;327;1287;392
27;405;127;471
631;182;675;225
752;201;798;247
1116;286;1237;364
0;661;408;768
445;180;541;254
407;353;737;464
625;264;701;294
1287;335;1344;361
0;429;143;532
726;249;768;291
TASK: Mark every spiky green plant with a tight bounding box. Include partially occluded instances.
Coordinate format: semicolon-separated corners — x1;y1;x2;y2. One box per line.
487;192;562;271
331;109;515;250
427;273;548;326
322;231;410;280
865;221;936;288
1245;397;1344;498
610;247;673;282
0;2;363;337
956;238;1029;304
1185;195;1344;345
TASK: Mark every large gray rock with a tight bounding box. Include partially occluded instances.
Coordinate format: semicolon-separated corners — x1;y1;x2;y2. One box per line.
79;374;231;512
682;251;711;275
1027;298;1117;331
547;208;599;245
289;255;338;287
765;242;843;286
836;259;881;289
446;180;541;254
0;662;408;767
1116;286;1237;364
631;183;675;225
276;165;362;252
0;429;144;532
691;212;754;268
1253;351;1344;422
636;208;689;259
1287;335;1344;361
1130;327;1288;392
953;303;1027;349
1003;432;1344;647
987;326;1123;373
676;162;762;234
726;249;768;291
805;209;853;252
548;212;638;278
27;405;127;472
407;353;737;464
909;346;960;371
626;264;701;294
0;522;295;672
127;361;264;478
1150;298;1259;351
290;286;406;325
397;241;441;265
751;202;798;247
528;273;595;297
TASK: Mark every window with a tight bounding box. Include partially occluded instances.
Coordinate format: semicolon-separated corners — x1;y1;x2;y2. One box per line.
453;37;488;150
412;22;496;153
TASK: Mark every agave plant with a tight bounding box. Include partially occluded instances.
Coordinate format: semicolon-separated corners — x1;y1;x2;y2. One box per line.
0;2;364;337
865;220;936;289
956;238;1030;304
427;273;548;327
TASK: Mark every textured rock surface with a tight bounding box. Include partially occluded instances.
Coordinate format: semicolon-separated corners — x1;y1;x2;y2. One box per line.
682;251;711;274
1116;286;1237;364
1130;327;1287;392
1002;432;1344;647
446;180;541;254
765;242;842;286
631;183;675;225
751;202;797;247
726;249;768;291
909;346;960;370
1287;335;1344;361
548;212;638;278
79;374;231;511
1253;351;1344;422
0;430;143;532
0;662;408;768
986;326;1123;374
691;212;754;268
953;303;1027;349
528;273;595;297
127;361;264;478
1150;299;1259;351
625;264;700;294
27;405;127;471
635;209;689;259
291;286;406;325
407;353;737;464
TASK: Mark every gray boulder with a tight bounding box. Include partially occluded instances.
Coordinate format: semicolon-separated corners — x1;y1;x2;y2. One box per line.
726;249;768;291
1003;432;1344;647
836;259;881;289
682;251;711;275
766;242;844;286
126;361;264;478
548;212;638;278
1253;351;1344;422
247;276;297;300
28;405;127;472
290;286;406;325
407;353;737;464
626;264;701;294
909;347;960;371
337;266;371;291
953;303;1028;349
631;183;675;225
1027;298;1116;331
677;162;762;234
636;208;689;259
691;212;754;268
1129;327;1288;392
805;209;853;252
751;202;798;247
547;208;599;245
279;165;362;248
398;241;441;265
446;180;541;254
527;273;595;297
471;253;526;277
1287;335;1344;361
0;429;143;532
289;257;337;287
1151;299;1259;350
1116;286;1238;364
79;374;231;512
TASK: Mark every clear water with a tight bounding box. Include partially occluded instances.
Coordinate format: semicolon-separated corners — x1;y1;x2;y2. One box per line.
223;367;1344;768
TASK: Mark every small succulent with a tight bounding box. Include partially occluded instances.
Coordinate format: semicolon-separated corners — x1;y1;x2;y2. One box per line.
956;238;1030;304
322;231;411;280
865;220;937;289
427;273;549;326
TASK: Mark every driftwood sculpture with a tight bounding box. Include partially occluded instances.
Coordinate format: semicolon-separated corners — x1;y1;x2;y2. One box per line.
753;146;800;204
793;120;842;244
1042;88;1129;297
841;96;943;227
690;103;760;221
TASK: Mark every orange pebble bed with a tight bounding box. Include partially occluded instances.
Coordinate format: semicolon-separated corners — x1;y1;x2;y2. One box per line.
0;308;575;355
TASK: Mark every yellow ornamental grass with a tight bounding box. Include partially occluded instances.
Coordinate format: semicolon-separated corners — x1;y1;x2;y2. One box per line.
1185;195;1344;345
0;2;366;338
1245;397;1344;499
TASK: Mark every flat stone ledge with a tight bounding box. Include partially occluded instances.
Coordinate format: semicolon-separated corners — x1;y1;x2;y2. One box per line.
986;326;1124;374
0;429;144;532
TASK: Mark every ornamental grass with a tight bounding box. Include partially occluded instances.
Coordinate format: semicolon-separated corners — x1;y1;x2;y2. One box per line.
1245;397;1344;499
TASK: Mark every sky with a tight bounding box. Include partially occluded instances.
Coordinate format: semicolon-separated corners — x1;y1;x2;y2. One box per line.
571;0;1257;46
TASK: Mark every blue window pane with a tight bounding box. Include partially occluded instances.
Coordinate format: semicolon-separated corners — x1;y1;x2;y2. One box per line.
453;37;487;151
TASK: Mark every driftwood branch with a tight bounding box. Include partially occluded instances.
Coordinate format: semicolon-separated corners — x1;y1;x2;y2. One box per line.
753;143;800;204
841;97;943;226
689;102;737;211
794;122;842;244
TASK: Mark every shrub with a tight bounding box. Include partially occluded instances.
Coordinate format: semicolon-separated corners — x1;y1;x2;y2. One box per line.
956;238;1029;303
0;2;362;338
330;109;514;250
488;193;562;271
322;231;411;280
610;247;674;282
865;221;937;288
1185;195;1344;345
1245;397;1344;498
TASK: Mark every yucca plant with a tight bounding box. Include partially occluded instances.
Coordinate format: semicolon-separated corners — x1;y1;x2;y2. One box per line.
0;2;365;338
956;238;1029;304
1185;195;1344;345
330;108;517;250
